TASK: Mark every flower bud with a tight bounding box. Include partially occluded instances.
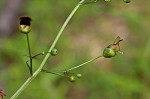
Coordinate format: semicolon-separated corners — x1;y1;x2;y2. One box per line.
76;73;82;78
19;16;32;34
69;75;76;82
50;48;58;56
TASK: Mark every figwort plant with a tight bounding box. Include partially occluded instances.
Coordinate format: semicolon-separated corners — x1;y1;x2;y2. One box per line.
10;0;131;98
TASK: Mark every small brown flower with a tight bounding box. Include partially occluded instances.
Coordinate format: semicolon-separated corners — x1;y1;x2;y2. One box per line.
19;16;32;34
0;89;6;99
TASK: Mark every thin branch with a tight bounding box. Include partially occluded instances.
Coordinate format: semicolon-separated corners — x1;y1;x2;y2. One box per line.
65;55;103;72
26;34;33;75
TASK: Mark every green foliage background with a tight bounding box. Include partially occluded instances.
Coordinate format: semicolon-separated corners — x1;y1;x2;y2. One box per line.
0;0;150;99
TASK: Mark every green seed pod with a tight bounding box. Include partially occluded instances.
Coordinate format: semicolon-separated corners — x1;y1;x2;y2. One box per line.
69;76;76;82
123;0;131;3
103;36;123;58
19;16;32;34
76;73;82;78
103;48;116;58
50;49;57;56
104;0;111;2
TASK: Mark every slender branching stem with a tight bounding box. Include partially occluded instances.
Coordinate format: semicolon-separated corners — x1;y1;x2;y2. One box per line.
42;69;64;76
65;55;103;72
10;0;85;98
31;52;50;59
42;55;103;75
31;52;44;59
26;34;33;75
83;0;97;4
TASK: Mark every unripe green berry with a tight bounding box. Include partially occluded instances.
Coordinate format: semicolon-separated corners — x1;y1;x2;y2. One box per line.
76;73;82;78
123;0;131;3
50;49;57;56
104;0;111;2
69;76;76;82
103;48;116;58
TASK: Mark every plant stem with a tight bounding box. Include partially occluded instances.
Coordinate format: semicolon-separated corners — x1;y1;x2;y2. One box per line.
42;69;64;76
26;34;33;75
66;55;103;72
83;0;97;4
10;0;85;98
43;55;103;75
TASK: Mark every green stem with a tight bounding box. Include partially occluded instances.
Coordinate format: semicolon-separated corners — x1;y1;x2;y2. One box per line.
26;34;33;75
31;52;45;59
83;0;97;4
66;55;103;72
10;0;85;99
42;69;64;76
43;55;103;75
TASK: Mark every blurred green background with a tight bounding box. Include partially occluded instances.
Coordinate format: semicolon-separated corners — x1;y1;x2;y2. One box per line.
0;0;150;99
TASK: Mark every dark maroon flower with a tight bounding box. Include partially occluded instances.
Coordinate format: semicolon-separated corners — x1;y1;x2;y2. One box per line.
0;89;6;99
19;16;32;34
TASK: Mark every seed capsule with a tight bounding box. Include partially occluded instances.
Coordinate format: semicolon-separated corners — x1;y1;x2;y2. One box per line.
103;48;116;58
69;76;76;82
50;49;58;56
76;73;82;78
103;36;123;58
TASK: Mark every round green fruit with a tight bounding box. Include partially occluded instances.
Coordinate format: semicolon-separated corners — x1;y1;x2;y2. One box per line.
69;76;76;82
50;49;57;56
76;74;82;78
103;48;116;58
